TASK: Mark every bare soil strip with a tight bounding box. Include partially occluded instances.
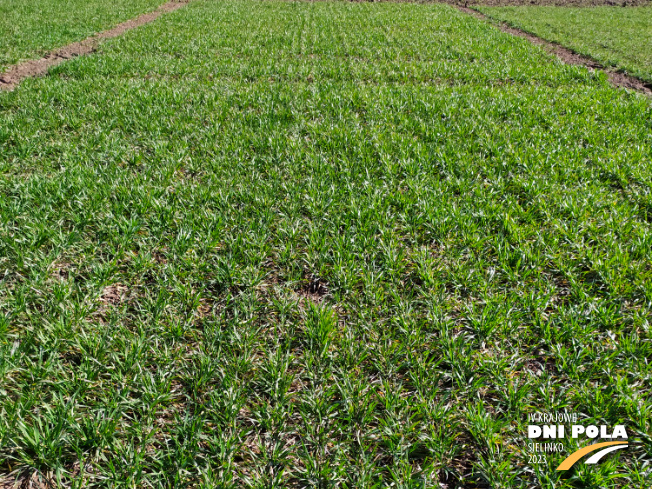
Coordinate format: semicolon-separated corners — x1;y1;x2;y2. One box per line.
0;0;190;91
457;5;652;95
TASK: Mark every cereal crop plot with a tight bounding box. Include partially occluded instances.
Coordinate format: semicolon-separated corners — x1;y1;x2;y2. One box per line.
0;1;651;488
478;5;652;82
0;0;164;71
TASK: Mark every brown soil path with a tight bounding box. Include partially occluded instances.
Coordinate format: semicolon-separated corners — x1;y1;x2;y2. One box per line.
456;5;652;95
2;0;649;96
0;0;191;91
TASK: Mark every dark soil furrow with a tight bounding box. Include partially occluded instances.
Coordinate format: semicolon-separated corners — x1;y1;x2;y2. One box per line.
455;5;652;95
0;0;191;91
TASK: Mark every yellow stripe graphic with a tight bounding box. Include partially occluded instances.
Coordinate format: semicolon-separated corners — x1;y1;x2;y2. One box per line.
556;441;628;471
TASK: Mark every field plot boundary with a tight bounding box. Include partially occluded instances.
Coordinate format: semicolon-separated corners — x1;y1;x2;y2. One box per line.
0;0;191;91
456;5;652;95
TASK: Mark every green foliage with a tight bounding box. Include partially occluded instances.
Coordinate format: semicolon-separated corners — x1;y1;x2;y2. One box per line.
478;6;652;82
0;0;163;71
0;0;651;487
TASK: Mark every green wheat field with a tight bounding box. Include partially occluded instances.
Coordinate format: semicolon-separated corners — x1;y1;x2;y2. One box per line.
0;0;651;487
